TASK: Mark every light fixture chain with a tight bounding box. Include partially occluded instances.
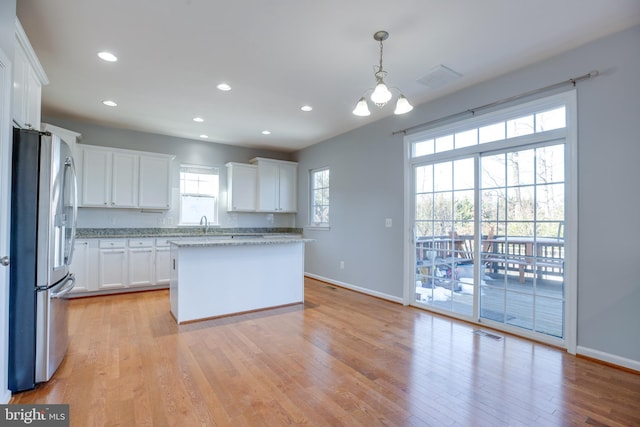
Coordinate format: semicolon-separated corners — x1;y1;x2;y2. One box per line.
378;37;384;74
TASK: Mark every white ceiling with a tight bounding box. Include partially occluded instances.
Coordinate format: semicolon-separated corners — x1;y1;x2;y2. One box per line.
17;0;640;152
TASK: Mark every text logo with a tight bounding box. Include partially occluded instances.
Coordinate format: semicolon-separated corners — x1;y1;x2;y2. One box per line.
0;405;69;427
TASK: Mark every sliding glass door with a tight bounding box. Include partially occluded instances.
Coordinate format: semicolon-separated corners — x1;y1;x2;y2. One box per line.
408;92;573;345
414;157;476;317
479;143;565;337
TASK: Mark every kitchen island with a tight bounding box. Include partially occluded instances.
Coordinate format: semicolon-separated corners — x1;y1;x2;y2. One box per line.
169;236;313;324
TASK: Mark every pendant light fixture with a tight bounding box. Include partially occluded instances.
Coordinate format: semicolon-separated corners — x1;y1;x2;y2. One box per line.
353;31;413;116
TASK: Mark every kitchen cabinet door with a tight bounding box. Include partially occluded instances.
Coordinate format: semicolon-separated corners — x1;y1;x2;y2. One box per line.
81;148;111;207
226;162;257;211
255;161;279;211
276;162;297;212
25;67;42;130
252;158;297;212
12;21;46;130
69;240;90;293
139;155;173;209
11;42;28;127
111;152;139;207
155;244;171;285
80;147;139;207
128;245;154;287
98;240;127;289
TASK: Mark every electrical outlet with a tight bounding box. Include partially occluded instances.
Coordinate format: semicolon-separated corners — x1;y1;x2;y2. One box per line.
340;261;345;269
385;218;392;227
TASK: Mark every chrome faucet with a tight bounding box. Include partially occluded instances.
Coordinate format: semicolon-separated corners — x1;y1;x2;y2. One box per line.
200;215;209;234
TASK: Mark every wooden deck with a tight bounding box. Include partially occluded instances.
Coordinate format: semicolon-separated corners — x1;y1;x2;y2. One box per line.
10;278;640;426
417;272;565;337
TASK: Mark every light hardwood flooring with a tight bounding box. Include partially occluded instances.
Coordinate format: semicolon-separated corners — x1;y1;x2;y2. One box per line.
10;278;640;426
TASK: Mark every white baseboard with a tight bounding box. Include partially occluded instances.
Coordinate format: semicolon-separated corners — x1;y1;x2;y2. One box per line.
0;388;10;404
577;345;640;372
304;273;403;304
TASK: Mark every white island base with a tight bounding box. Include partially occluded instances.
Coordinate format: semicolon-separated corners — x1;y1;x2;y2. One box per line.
169;238;309;324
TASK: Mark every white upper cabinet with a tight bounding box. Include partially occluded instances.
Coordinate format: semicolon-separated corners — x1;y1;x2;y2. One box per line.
112;152;139;207
81;147;111;207
250;158;297;213
78;145;173;209
139;155;173;209
80;147;138;207
226;162;257;211
13;19;48;130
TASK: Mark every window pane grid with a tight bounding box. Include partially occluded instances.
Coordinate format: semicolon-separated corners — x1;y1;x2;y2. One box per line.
411;105;566;158
310;168;330;225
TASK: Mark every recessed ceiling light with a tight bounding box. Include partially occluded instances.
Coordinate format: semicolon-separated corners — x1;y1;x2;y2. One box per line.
217;83;232;91
200;134;208;139
261;130;271;135
301;105;313;112
97;51;118;62
193;117;204;122
102;100;117;107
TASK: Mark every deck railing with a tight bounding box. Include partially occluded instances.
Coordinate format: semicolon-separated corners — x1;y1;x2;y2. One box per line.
416;235;564;283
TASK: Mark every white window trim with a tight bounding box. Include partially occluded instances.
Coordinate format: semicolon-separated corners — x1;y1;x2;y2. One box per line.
309;167;330;228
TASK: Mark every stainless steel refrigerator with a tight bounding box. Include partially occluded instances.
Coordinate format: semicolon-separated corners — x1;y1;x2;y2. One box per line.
9;128;78;392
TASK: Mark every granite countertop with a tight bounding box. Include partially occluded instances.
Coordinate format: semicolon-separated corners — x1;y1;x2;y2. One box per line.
76;227;303;239
169;235;314;247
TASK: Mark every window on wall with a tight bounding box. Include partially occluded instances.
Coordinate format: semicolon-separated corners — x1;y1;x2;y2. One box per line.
179;164;219;225
310;167;330;226
412;106;566;158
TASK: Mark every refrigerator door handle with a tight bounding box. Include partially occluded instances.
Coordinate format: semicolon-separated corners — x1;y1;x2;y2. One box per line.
51;274;75;299
64;156;78;266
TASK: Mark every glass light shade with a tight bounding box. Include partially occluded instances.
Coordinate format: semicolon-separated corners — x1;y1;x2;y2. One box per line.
371;82;392;106
394;95;413;115
352;97;371;116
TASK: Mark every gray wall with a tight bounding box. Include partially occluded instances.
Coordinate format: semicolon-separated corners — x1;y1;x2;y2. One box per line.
44;117;296;229
294;26;640;366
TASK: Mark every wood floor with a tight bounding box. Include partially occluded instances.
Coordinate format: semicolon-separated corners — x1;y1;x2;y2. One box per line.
10;278;640;426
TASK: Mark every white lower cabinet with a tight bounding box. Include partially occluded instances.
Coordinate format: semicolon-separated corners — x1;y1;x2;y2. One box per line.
99;240;127;290
155;239;171;285
69;237;173;296
69;240;90;293
128;239;155;287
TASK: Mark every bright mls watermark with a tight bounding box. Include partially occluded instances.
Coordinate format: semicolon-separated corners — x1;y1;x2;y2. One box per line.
0;405;68;426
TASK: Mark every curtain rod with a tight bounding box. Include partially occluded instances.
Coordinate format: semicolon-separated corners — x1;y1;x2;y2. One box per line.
392;70;599;136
